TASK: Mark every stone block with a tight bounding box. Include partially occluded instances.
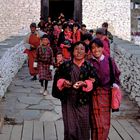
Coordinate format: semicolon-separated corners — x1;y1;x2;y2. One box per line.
17;96;42;105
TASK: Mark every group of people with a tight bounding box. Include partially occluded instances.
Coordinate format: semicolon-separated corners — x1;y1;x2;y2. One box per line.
24;13;120;140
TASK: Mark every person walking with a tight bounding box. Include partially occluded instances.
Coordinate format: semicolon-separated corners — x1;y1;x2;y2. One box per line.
102;22;113;43
36;34;54;96
96;28;110;57
52;41;98;140
89;38;121;140
24;23;41;80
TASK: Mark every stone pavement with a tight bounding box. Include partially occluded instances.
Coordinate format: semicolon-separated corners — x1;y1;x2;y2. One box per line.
0;61;140;123
0;62;61;123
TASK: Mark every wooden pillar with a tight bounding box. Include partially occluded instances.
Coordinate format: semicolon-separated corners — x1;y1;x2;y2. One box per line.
74;0;82;24
41;0;49;21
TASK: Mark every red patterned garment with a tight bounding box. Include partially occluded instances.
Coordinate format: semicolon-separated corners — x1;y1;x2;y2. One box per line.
89;55;121;140
36;45;53;80
24;33;40;76
102;37;110;57
91;87;111;140
72;29;81;43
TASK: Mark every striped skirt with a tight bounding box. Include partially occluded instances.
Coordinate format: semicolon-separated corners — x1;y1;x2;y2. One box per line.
91;87;111;140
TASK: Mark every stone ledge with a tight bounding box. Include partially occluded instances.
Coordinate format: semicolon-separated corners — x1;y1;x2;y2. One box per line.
0;41;27;97
112;37;140;108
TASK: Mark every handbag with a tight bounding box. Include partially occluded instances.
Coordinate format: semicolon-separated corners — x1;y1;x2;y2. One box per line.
111;87;122;110
109;57;122;112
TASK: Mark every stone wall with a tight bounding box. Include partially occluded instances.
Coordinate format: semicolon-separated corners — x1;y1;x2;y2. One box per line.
112;37;140;107
0;0;40;41
0;41;27;97
82;0;131;41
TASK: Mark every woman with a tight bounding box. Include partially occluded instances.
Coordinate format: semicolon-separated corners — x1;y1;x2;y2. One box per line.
24;23;40;80
36;34;53;96
96;28;110;57
102;22;113;43
52;41;98;140
57;23;72;60
72;22;81;43
89;38;121;140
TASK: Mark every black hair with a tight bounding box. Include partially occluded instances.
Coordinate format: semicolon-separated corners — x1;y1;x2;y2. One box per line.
30;22;36;28
81;24;86;28
56;51;63;56
89;29;94;33
62;23;69;30
40;17;44;20
41;34;49;39
52;21;58;26
102;22;108;27
70;41;88;58
89;38;103;50
82;33;93;41
73;22;80;29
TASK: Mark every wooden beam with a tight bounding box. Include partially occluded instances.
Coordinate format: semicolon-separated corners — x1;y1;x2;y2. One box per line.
74;0;82;23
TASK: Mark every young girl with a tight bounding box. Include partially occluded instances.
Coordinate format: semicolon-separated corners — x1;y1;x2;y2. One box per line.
89;38;120;140
36;34;54;96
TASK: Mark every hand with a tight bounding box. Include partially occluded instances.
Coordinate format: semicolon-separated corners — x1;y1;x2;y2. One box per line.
73;28;77;34
63;80;72;88
89;78;95;83
30;45;36;50
49;65;54;71
30;45;35;48
64;45;70;48
73;81;86;89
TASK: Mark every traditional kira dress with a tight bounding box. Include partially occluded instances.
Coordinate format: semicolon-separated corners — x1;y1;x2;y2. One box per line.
36;45;53;81
89;55;120;140
52;60;98;140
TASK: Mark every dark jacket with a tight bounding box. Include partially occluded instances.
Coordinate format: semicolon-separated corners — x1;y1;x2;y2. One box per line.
52;60;98;106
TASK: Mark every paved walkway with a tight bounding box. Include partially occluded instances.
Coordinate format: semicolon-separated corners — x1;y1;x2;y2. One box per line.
0;61;140;139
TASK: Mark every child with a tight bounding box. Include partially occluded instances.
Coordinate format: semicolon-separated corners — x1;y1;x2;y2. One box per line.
36;34;54;96
55;52;64;69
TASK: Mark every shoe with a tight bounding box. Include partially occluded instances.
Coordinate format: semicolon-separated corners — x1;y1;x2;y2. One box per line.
40;87;44;94
43;90;48;96
31;76;37;81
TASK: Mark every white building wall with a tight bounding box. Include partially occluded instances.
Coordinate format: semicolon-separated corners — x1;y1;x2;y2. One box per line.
82;0;131;41
0;0;40;41
0;0;131;41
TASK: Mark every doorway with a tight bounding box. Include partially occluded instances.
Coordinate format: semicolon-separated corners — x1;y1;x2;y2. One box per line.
41;0;82;23
49;0;74;21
